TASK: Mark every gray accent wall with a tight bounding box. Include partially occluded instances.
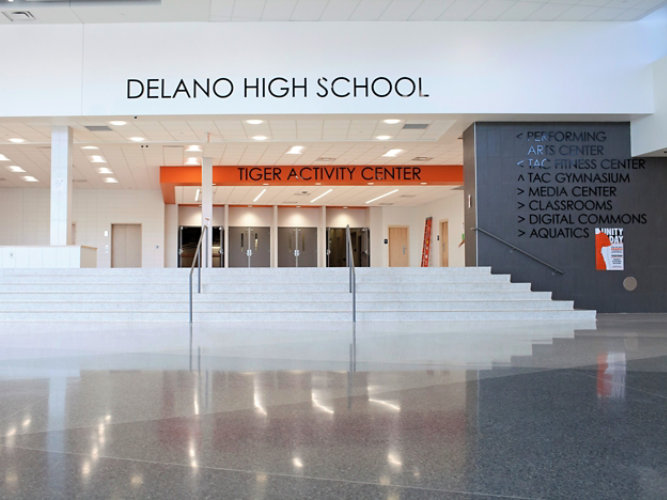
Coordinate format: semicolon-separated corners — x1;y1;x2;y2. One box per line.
465;122;667;312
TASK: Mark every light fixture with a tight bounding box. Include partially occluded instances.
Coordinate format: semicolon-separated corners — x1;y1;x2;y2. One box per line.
253;188;267;203
109;121;126;126
185;157;200;165
383;119;401;125
22;175;38;182
186;145;202;152
104;177;119;183
246;119;264;125
89;155;106;163
0;154;10;161
376;135;391;141
129;137;145;142
195;188;201;202
367;182;374;186
420;181;428;185
8;165;26;173
286;145;304;155
9;138;25;144
310;188;332;203
81;145;99;150
382;149;404;158
252;135;268;141
97;167;113;174
292;457;304;469
366;189;399;204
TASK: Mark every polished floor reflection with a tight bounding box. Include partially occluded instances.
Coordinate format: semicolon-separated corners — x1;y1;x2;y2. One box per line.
0;315;665;499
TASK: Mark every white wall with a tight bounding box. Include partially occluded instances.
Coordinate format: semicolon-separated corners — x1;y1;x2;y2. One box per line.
632;56;667;156
0;188;50;246
368;191;464;267
228;206;273;227
326;208;369;228
277;207;320;227
0;188;165;268
0;20;664;117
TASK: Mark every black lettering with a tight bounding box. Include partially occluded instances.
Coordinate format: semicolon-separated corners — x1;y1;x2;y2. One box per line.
127;79;144;99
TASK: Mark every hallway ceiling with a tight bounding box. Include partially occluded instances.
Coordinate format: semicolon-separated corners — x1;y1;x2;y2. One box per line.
0;0;665;24
0;114;467;194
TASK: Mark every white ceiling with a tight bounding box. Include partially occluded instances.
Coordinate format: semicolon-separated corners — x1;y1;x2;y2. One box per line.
0;114;467;194
0;0;665;24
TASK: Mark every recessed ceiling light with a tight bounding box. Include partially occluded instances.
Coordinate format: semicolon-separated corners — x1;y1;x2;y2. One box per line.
104;177;119;184
186;145;202;152
81;145;99;150
376;135;392;141
310;188;333;203
9;138;25;143
185;157;200;165
22;175;38;183
252;135;268;141
383;119;401;125
367;182;374;186
97;167;113;174
0;154;9;161
129;137;145;142
246;119;264;125
366;189;399;204
253;188;267;203
382;149;404;158
286;145;304;155
420;182;428;185
109;121;127;126
8;165;26;173
89;155;106;163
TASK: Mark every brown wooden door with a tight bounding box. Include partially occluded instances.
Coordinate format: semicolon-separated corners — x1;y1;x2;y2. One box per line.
440;220;449;267
388;226;409;267
111;224;142;268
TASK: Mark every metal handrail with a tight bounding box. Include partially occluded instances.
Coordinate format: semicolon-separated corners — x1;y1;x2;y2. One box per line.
472;227;564;275
346;225;357;322
189;225;208;323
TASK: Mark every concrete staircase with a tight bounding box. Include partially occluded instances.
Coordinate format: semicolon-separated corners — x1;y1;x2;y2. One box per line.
0;267;595;322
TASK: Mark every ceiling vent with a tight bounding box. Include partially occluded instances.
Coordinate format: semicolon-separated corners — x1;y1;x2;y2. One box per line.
402;123;429;130
411;156;433;161
84;125;113;132
380;202;394;206
73;179;88;183
316;157;337;162
2;11;36;23
399;194;417;198
294;190;310;196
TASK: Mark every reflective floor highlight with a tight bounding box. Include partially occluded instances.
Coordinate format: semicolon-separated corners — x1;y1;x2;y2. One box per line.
0;315;666;499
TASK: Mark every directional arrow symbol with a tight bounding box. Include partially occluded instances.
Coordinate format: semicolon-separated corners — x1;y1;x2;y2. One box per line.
516;160;524;167
518;215;525;223
517;188;524;195
516;133;523;139
517;202;525;209
518;174;525;182
518;229;525;237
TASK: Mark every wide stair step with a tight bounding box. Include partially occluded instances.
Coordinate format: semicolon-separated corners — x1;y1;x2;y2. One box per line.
0;267;595;322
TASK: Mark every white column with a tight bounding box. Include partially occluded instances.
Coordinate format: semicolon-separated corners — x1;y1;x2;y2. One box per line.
201;157;213;267
50;126;73;246
318;205;326;267
223;204;229;268
164;204;178;267
271;205;278;267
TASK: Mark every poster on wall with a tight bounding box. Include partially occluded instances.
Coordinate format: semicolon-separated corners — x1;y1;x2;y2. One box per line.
595;228;624;271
